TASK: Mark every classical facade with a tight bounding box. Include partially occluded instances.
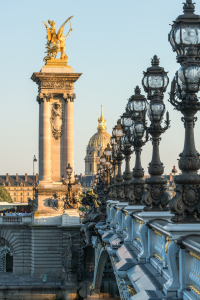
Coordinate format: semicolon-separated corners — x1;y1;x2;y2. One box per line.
85;105;111;175
0;173;38;203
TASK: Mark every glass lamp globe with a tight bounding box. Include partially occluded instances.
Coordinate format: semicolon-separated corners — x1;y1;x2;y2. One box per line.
147;101;165;122
123;135;130;146
142;56;169;99
74;174;78;183
169;0;200;62
110;136;116;146
128;86;147;119
66;163;73;176
114;143;119;152
121;108;133;133
99;168;103;174
105;161;112;168
115;128;124;138
113;119;124;141
104;143;112;157
100;155;106;164
178;64;200;93
134;122;145;138
130;124;135;136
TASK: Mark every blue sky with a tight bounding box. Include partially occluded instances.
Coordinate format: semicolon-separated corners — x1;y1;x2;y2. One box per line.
0;0;200;176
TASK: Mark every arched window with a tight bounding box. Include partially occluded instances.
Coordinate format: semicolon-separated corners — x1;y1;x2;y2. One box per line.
0;238;13;273
6;254;13;272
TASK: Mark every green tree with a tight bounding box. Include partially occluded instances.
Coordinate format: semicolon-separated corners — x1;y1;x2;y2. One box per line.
0;186;12;203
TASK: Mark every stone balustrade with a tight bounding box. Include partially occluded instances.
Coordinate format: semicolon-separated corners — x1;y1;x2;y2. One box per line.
0;215;32;225
91;200;200;300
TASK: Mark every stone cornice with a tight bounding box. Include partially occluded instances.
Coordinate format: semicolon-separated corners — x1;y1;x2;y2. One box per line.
31;72;82;94
36;184;80;195
36;187;68;196
31;72;82;86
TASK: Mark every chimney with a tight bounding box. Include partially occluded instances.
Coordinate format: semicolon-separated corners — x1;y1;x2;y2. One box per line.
170;173;173;181
36;173;38;182
6;173;9;182
16;173;18;182
25;173;27;182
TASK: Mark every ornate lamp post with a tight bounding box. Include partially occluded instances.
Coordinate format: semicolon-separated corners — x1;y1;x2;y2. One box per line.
171;166;177;179
169;0;200;222
103;143;112;187
110;135;118;185
108;136;118;199
33;155;37;183
112;120;124;201
127;86;148;205
142;56;170;211
120;108;134;200
62;163;78;209
171;165;177;197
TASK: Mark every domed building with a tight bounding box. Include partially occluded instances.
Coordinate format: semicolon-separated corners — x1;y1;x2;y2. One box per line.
85;105;111;175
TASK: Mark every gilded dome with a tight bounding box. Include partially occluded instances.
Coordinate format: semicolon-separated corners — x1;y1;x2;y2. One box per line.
88;105;111;148
88;131;111;148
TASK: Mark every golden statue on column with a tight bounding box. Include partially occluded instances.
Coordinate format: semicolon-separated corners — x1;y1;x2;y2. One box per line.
42;16;73;64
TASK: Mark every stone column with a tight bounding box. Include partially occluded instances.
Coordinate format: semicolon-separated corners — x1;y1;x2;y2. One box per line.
39;94;52;182
32;70;81;215
64;94;76;181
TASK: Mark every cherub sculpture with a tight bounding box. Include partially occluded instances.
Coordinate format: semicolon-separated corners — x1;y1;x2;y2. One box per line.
42;16;73;62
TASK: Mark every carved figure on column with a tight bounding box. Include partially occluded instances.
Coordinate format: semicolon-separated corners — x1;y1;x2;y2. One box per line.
50;103;63;140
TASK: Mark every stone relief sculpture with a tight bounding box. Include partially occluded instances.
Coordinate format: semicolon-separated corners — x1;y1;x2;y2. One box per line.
47;193;65;211
79;190;106;248
61;233;84;284
50;103;63;140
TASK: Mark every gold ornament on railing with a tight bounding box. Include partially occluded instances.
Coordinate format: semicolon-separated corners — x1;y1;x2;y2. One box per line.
165;237;172;253
127;285;137;296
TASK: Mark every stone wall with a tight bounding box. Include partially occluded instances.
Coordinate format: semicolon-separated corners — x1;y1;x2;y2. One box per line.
0;225;31;275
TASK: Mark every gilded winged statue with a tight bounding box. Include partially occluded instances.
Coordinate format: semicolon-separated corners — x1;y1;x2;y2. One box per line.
42;16;73;62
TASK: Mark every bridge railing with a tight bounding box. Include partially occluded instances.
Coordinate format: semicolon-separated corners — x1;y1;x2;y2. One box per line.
97;199;200;300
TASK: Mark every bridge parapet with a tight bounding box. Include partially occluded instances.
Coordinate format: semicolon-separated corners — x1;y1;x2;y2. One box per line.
91;200;200;300
0;215;32;225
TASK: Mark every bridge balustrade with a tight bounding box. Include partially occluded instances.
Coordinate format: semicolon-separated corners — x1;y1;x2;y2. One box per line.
92;199;200;300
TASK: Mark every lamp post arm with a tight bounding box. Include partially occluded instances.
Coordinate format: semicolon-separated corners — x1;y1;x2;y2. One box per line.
163;111;171;131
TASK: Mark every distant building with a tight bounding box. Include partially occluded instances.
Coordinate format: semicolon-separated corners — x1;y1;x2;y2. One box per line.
84;105;111;175
0;173;38;203
77;174;96;192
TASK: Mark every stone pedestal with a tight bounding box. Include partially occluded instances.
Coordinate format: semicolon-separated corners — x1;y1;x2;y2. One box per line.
31;64;82;214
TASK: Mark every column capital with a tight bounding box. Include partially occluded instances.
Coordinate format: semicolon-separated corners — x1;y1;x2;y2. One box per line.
63;93;76;103
37;93;53;103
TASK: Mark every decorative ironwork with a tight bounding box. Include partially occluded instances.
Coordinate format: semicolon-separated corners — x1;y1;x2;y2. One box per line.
169;2;200;222
142;56;170;211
